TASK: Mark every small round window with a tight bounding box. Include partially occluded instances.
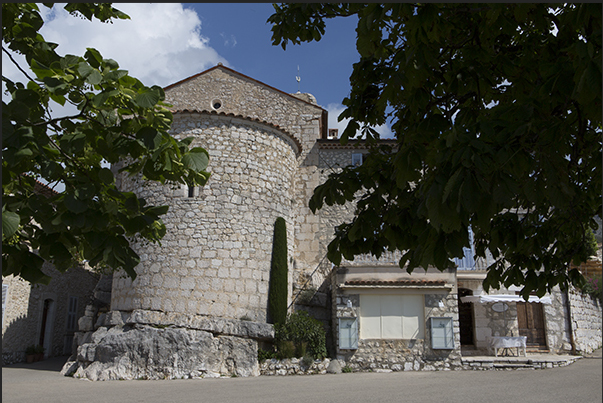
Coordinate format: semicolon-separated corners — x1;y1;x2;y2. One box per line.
211;99;222;110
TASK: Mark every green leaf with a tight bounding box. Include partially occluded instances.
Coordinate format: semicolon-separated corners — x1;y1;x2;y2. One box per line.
84;47;103;68
136;126;161;149
86;69;102;85
49;93;66;106
442;168;463;203
77;62;94;77
182;148;210;171
64;194;89;214
135;89;160;108
98;167;114;184
2;210;20;240
19;252;50;284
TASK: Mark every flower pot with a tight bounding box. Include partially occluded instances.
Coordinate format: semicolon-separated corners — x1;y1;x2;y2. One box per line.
26;354;36;363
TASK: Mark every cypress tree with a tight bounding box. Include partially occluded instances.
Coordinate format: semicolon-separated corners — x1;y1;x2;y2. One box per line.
268;217;288;325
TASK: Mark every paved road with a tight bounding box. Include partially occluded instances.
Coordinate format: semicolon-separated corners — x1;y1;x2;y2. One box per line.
3;349;601;403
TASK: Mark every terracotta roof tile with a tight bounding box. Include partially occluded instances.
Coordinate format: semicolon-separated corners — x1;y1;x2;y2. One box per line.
344;279;447;287
33;179;59;198
317;139;397;150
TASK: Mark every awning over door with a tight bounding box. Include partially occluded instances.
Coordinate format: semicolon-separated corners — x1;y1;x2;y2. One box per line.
460;294;552;304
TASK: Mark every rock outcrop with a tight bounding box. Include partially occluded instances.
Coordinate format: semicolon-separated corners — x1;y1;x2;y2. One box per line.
62;310;274;380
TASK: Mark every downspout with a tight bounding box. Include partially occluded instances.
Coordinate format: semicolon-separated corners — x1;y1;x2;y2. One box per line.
564;287;577;355
321;110;328;139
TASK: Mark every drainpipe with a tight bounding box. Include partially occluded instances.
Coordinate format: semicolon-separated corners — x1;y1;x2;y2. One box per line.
564;287;577;355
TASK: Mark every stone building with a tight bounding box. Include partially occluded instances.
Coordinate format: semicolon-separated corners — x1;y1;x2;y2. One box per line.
57;65;601;379
2;263;100;366
2;181;101;366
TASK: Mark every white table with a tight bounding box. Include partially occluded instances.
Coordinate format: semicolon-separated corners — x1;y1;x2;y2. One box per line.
487;336;527;357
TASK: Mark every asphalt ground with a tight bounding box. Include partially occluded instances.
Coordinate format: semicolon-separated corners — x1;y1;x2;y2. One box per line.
2;349;601;403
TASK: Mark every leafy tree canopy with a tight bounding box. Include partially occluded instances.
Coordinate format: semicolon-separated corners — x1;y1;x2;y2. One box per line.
2;3;210;284
268;3;602;298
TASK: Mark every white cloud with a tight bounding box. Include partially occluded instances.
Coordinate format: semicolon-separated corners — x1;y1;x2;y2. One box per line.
33;3;227;88
3;4;229;114
220;33;237;48
326;103;394;140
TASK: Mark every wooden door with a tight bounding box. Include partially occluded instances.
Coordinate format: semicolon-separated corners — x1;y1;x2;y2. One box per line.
458;289;474;346
516;301;547;349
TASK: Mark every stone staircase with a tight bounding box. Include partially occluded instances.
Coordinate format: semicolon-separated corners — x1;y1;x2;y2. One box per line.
461;354;582;370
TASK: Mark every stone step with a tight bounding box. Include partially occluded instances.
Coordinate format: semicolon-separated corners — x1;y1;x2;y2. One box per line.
492;363;532;369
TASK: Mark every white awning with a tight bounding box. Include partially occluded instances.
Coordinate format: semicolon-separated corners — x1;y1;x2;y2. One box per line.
460;294;552;304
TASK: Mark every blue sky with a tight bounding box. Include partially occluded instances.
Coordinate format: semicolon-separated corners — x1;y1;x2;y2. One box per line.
183;3;360;109
3;3;392;136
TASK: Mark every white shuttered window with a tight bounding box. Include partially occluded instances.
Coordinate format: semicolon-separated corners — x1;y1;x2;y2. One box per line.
360;294;424;340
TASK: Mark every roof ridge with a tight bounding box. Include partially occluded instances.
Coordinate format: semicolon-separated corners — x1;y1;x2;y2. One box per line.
163;64;325;111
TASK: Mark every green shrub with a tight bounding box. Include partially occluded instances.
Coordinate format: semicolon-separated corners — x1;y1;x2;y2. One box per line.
342;365;353;373
295;341;307;358
301;354;314;368
258;347;278;362
276;340;296;359
275;311;327;360
581;274;602;303
268;217;288;325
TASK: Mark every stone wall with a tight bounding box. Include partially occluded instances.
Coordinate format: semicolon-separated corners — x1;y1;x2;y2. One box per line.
543;287;573;353
568;287;602;354
164;66;324;160
333;292;462;371
260;357;334;375
2;263;98;365
165;65;332;308
330;265;462;371
71;65;340;381
112;113;299;323
111;66;333;323
455;282;602;355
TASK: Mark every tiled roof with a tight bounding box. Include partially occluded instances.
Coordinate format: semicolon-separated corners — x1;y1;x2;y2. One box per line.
170;109;303;156
317;139;397;149
33;179;59;198
344;279;447;287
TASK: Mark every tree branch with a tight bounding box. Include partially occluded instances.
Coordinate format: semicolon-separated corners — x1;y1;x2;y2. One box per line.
2;46;36;83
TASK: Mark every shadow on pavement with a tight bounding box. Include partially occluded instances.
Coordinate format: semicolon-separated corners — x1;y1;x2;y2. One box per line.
581;348;602;359
5;355;69;372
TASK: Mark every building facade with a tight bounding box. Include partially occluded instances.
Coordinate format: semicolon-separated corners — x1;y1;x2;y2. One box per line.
55;65;600;379
2;262;99;365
